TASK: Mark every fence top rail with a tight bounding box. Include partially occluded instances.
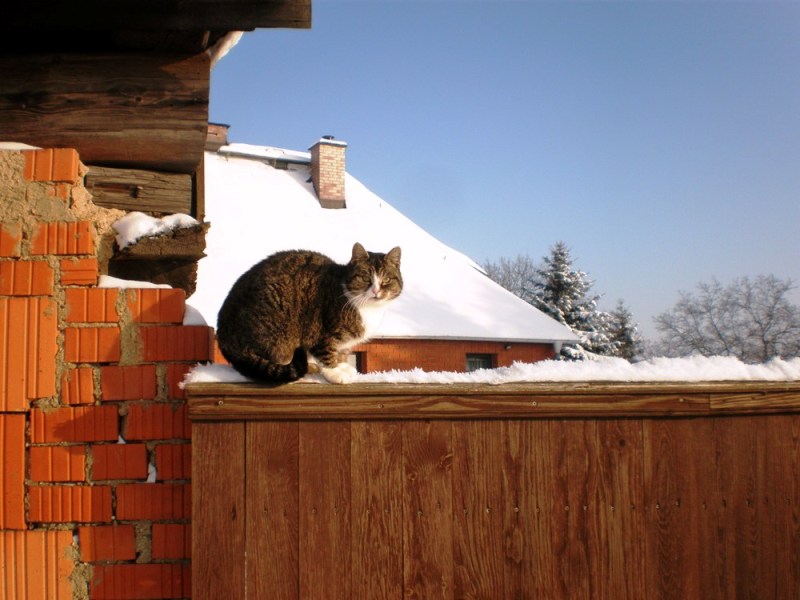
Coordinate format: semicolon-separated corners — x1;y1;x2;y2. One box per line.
186;380;800;421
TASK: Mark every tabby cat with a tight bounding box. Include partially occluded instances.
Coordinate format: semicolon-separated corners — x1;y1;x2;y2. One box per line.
216;242;402;384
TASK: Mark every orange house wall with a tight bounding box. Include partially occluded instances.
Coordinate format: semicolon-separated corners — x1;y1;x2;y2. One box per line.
353;339;556;373
213;339;556;374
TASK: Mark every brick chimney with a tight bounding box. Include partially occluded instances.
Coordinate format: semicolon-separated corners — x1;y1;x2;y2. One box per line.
309;136;347;209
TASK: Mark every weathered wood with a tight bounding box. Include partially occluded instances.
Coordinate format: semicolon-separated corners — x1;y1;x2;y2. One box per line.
245;421;299;600
502;420;562;597
0;53;209;173
298;422;351;600
350;421;403;599
85;165;192;214
402;421;454;599
451;421;504;598
186;381;800;420
768;414;800;599
192;422;245;600
190;383;800;598
590;419;646;599
643;418;716;599
8;0;311;32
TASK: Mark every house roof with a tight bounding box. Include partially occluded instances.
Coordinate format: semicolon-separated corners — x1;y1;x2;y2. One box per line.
191;142;580;345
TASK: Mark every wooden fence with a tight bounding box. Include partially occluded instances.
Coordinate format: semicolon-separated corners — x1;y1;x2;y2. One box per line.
187;381;800;599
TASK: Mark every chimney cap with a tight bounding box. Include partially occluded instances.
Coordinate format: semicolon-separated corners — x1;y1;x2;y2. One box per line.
310;136;348;149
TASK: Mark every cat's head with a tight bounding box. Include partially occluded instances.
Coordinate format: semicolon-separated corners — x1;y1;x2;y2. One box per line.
345;242;403;306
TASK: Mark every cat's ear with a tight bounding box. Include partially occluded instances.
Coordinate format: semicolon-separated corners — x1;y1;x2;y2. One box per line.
386;246;401;266
351;242;369;262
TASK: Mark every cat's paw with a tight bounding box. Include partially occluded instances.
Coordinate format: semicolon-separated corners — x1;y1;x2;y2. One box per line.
320;362;358;384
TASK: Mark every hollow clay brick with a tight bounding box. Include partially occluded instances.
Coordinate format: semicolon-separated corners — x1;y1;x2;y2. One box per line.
0;530;73;600
100;365;157;401
0;297;57;411
29;446;86;482
91;444;148;481
139;325;213;362
115;483;191;521
30;405;119;443
151;523;191;560
23;148;80;183
61;367;95;405
0;223;22;258
0;414;25;529
78;525;136;562
165;363;192;399
64;326;121;363
90;564;190;600
0;260;54;296
60;257;99;286
30;221;95;256
28;485;113;523
126;288;186;324
124;403;189;441
65;288;120;323
155;444;191;481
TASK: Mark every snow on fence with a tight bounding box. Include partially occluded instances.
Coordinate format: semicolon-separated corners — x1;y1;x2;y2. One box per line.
187;379;800;599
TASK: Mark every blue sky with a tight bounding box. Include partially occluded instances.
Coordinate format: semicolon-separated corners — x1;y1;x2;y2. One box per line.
209;1;800;338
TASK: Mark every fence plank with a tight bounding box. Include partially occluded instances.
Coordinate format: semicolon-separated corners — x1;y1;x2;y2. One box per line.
590;419;646;600
298;422;351;600
350;421;403;599
644;418;720;600
502;420;555;598
714;416;769;599
403;420;454;599
767;414;800;598
191;422;245;600
246;421;299;600
187;383;800;599
562;420;593;598
452;421;504;598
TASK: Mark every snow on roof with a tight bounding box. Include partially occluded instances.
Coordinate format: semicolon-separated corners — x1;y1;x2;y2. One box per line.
191;143;579;344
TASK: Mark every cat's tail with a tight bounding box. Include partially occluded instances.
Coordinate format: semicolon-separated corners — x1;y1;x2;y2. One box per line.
227;347;308;384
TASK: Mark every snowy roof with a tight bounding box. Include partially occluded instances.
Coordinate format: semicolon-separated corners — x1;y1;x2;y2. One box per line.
191;143;579;344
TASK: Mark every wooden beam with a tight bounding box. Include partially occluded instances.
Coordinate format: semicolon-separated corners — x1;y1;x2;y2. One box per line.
7;0;311;31
85;166;192;214
186;381;800;421
0;53;209;173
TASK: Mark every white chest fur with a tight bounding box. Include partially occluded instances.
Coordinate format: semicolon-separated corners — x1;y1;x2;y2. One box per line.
359;303;388;339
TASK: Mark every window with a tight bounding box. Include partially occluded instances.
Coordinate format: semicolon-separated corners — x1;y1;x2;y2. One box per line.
466;353;495;372
346;352;367;373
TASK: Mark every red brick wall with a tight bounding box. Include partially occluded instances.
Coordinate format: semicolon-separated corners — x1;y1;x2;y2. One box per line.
1;148;211;599
354;339;556;373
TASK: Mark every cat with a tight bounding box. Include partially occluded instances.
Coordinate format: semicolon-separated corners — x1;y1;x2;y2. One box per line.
216;242;402;384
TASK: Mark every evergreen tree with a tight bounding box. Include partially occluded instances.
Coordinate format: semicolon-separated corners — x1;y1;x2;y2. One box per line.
607;299;644;361
531;241;616;360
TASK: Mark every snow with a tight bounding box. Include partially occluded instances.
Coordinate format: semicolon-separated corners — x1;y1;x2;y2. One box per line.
192;145;579;344
113;211;200;249
0;142;39;151
182;304;209;326
183;355;800;386
97;276;207;326
98;275;171;289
